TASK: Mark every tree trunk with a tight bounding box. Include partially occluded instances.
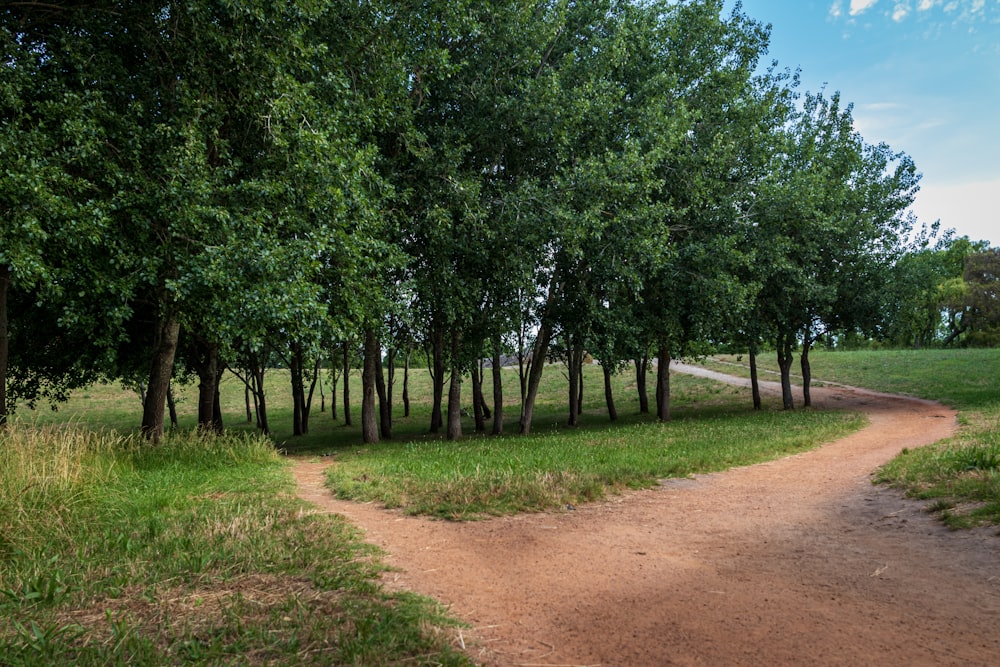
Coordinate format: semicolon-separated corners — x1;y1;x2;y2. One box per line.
361;328;379;443
375;335;391;440
212;367;224;432
635;355;649;414
567;344;582;427
0;265;9;428
166;383;178;429
342;341;352;426
402;347;411;418
245;379;253;424
330;366;338;420
749;345;762;411
253;363;269;435
446;329;463;440
519;319;552;435
801;334;813;408
491;340;504;435
141;310;181;442
776;332;795;410
196;341;221;433
385;347;395;427
302;357;318;433
603;363;618;421
471;361;486;433
429;326;445;433
290;343;305;436
655;341;671;422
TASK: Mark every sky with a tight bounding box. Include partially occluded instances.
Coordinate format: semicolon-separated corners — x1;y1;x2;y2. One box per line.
724;0;999;246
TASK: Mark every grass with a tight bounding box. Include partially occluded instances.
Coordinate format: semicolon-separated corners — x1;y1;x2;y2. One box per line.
0;427;469;666
702;348;1000;529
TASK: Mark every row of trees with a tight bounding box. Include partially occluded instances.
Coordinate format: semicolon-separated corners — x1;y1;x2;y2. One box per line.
1;1;993;442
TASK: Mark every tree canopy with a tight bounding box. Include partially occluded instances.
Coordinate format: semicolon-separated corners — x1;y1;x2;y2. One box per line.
2;0;992;436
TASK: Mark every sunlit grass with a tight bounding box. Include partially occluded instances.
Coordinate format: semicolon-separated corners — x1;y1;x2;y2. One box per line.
703;348;1000;528
0;427;469;665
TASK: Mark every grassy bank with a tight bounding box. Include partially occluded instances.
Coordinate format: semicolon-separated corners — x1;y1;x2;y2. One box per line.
703;348;1000;528
0;428;469;666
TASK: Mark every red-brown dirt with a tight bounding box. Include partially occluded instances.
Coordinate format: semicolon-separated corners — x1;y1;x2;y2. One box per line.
292;367;1000;666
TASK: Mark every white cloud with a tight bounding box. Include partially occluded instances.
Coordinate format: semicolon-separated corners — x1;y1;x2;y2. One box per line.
830;1;844;18
918;0;938;9
893;3;911;20
850;0;881;15
910;179;999;245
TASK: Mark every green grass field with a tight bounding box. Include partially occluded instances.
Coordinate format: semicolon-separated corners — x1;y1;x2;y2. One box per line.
703;348;1000;528
4;348;996;664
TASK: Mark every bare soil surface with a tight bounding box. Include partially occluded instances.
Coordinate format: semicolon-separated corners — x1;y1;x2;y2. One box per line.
292;368;1000;666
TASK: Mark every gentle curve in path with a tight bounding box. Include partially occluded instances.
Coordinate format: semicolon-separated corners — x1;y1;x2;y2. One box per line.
292;369;1000;666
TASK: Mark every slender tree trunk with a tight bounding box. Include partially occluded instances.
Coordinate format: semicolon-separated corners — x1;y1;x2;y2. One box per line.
655;341;671;422
402;347;411;418
471;361;486;433
776;332;795;410
635;355;649;414
429;327;445;433
801;334;813;408
0;265;10;428
141;310;181;442
749;345;762;411
253;364;269;435
196;342;220;433
330;367;338;420
166;383;178;429
375;335;391;440
361;328;379;443
290;343;305;436
519;319;552;435
603;363;618;421
245;377;253;424
491;340;504;435
319;367;325;413
212;367;224;432
567;344;581;427
342;341;352;426
446;329;463;440
385;347;395;426
302;357;318;433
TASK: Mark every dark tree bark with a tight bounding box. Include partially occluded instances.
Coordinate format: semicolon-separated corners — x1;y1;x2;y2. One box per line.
0;265;9;428
361;328;379;443
375;336;391;440
776;332;795;410
342;341;352;426
471;361;486;433
749;345;762;411
567;343;584;427
385;346;396;426
519;319;553;435
635;354;649;414
166;383;179;429
402;347;411;418
801;333;813;408
491;340;504;435
290;343;306;435
195;341;221;433
655;341;671;422
212;367;223;432
429;326;445;433
141;310;181;442
603;363;618;421
252;363;269;434
244;377;253;424
446;329;463;440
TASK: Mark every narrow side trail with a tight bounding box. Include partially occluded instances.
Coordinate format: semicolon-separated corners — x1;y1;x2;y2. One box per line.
293;368;1000;666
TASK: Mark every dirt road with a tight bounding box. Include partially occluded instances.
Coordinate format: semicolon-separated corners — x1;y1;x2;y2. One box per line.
292;368;999;666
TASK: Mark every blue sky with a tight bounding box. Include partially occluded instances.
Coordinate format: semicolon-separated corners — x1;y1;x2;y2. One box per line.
725;0;999;246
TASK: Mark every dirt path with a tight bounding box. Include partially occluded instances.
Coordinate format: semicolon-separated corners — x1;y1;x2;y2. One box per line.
292;369;1000;666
